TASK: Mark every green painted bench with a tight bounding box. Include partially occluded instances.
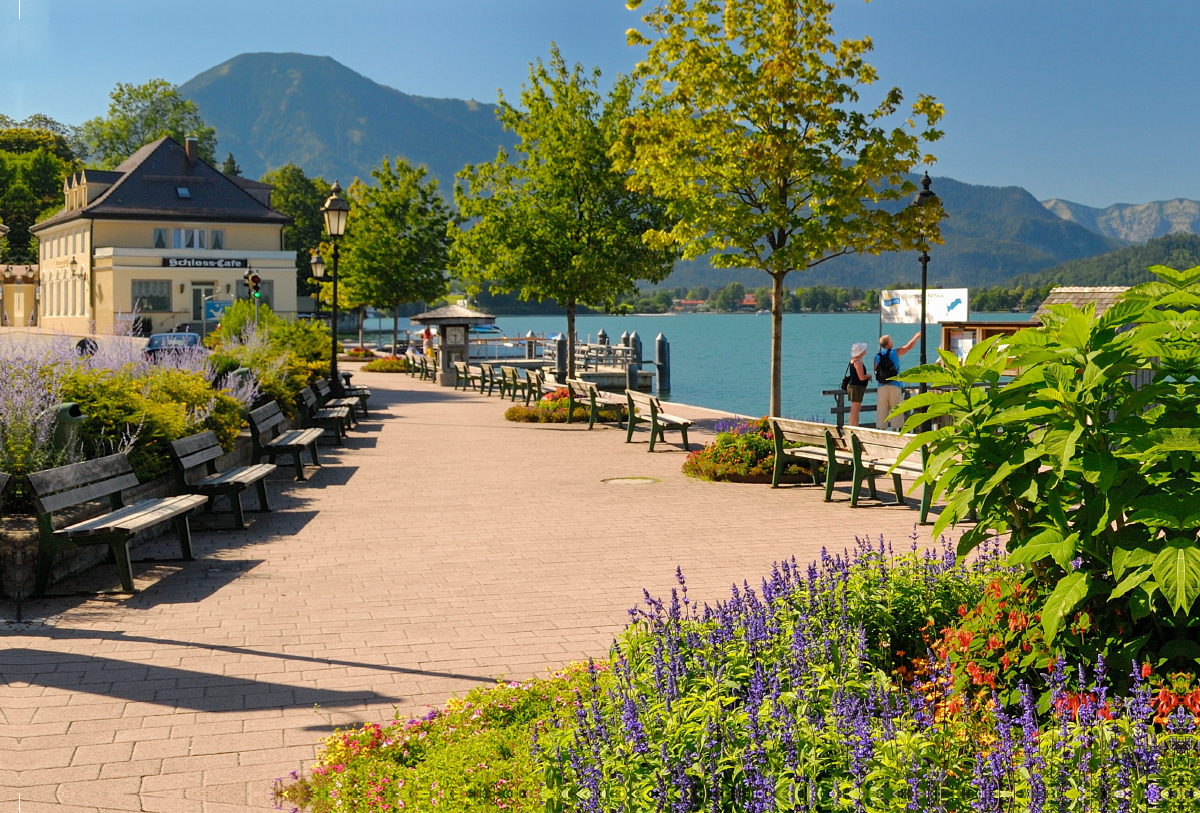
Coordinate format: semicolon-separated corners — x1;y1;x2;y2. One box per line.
501;366;530;403
249;401;324;481
844;425;932;524
479;363;505;396
29;453;208;595
625;389;692;451
169;431;275;530
566;378;626;429
768;418;852;500
524;369;558;405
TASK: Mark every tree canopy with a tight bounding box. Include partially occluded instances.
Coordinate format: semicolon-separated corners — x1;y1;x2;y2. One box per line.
341;157;455;353
78;79;217;168
0;133;74;263
621;0;945;414
259;163;328;295
453;46;678;377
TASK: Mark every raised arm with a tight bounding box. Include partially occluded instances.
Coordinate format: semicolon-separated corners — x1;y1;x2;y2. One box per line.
896;331;921;357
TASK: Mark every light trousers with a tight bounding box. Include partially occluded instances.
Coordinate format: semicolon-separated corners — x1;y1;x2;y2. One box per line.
875;383;905;431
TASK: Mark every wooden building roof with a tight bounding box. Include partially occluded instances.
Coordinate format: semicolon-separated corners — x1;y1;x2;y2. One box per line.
1034;286;1129;322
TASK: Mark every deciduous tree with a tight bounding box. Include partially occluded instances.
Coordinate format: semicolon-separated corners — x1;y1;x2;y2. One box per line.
79;79;217;168
453;46;677;378
621;0;945;415
259;163;327;296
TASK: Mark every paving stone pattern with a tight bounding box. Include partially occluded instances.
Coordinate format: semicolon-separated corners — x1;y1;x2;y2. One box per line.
0;371;959;811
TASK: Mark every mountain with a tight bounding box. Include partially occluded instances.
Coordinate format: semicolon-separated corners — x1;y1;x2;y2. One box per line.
179;53;515;188
1041;197;1200;243
1007;232;1200;289
665;177;1122;290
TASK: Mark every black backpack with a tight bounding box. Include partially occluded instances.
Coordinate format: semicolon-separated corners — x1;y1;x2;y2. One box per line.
874;351;898;384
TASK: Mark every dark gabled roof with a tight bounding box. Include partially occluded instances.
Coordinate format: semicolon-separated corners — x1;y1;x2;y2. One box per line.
32;137;291;233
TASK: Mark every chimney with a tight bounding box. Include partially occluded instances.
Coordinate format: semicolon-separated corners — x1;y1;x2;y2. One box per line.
185;137;199;163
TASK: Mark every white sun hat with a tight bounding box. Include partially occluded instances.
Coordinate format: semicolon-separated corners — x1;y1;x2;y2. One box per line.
850;342;868;359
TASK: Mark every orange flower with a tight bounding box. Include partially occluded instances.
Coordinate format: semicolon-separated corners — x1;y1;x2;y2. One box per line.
988;634;1004;651
1008;611;1028;632
1001;653;1011;671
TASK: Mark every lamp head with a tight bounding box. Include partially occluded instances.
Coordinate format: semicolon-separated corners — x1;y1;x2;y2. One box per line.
912;172;938;207
309;252;326;279
321;181;350;238
69;257;78;277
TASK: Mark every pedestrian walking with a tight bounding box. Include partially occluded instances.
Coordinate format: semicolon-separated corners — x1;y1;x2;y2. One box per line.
874;331;920;430
843;342;870;426
422;326;434;356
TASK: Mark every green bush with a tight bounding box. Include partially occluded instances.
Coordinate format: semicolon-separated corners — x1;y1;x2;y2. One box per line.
62;367;242;481
275;664;595;813
682;417;810;481
898;263;1200;674
361;356;410;373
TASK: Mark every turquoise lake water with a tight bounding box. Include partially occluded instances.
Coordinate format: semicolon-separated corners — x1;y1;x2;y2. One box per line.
361;312;1032;419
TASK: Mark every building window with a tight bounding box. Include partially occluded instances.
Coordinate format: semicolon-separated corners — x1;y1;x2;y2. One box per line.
176;186;191;199
153;228;168;249
132;280;173;312
210;229;225;250
172;228;206;249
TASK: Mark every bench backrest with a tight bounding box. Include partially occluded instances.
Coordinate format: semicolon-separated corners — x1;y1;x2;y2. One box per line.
565;378;591;399
501;365;520;380
626;389;660;415
298;386;322;412
170;430;223;474
844;425;917;459
27;453;137;516
454;361;468;374
769;417;844;449
249;401;286;443
314;378;333;397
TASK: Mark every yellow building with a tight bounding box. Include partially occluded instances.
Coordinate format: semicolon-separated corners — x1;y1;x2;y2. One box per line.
31;136;296;335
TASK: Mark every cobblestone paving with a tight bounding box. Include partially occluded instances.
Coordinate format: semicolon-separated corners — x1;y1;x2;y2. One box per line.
0;371;959;811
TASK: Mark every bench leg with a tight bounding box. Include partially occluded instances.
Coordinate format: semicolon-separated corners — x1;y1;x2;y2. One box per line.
309;441;321;467
113;538;137;591
648;422;658;452
626;416;636;444
231;491;247;530
824;461;838;502
919;482;932;525
292;451;306;481
34;548;56;597
680;427;690;451
867;475;878;500
892;473;905;506
175;516;195;560
850;461;865;507
256;478;271;512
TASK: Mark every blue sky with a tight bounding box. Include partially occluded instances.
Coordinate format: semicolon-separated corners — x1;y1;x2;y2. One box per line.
2;0;1197;207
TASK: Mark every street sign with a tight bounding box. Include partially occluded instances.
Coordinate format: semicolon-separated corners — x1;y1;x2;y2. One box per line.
205;300;233;322
879;288;969;325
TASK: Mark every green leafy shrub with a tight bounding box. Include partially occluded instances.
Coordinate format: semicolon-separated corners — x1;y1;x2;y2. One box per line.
503;388;622;424
275;664;596;812
682;417;810;481
898;264;1200;674
361;356;410;373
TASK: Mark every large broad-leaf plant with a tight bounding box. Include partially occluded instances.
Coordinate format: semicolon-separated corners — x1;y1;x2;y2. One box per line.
895;265;1200;669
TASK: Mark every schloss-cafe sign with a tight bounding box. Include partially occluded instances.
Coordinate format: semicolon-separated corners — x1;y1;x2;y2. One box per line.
163;258;248;269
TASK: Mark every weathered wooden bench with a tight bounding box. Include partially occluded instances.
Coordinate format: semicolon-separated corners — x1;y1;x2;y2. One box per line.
405;350;422;377
248;401;324;481
566;378;626;429
843;425;932;523
314;378;362;423
28;454;208;595
524;369;557;405
501;366;529;403
626;389;692;451
338;371;371;413
479;363;505;397
170;431;275;530
768;418;852;500
298;386;351;444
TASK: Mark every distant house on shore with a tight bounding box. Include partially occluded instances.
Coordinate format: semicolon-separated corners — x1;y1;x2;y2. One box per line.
1034;286;1129;322
673;299;707;313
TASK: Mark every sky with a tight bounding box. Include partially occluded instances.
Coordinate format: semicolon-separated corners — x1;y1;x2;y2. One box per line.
2;0;1198;208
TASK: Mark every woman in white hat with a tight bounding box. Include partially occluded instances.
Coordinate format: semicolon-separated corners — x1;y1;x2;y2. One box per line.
845;342;870;426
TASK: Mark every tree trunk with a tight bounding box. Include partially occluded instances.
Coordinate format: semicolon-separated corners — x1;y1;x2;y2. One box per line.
770;273;786;417
566;299;577;380
392;302;400;357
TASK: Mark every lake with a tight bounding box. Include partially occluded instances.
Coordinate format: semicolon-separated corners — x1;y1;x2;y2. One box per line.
356;312;1032;419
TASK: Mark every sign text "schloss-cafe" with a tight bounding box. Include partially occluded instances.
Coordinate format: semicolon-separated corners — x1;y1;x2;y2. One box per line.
162;258;249;269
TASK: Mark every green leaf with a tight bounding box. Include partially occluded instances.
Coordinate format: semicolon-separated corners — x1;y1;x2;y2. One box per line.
1112;543;1162;580
1058;314;1095;350
1110;568;1153;600
1151;540;1200;615
1008;528;1077;569
1042;571;1091;643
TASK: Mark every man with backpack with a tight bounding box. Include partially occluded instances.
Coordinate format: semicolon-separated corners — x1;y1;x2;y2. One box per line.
874;332;921;430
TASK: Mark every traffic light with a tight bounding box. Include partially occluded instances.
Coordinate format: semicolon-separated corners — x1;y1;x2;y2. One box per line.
245;271;262;299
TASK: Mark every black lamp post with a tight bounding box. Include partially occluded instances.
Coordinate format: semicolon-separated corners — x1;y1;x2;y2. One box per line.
311;181;350;395
912;172;938;371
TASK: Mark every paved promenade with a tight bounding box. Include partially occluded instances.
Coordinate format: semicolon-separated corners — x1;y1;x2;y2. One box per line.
0;371;959;811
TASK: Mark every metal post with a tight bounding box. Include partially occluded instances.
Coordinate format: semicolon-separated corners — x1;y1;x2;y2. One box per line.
620;330;629;347
330;241;342;395
655;333;670;395
630;331;642;367
626;363;639;393
526;330;536;360
554;334;567;383
597;328;609;346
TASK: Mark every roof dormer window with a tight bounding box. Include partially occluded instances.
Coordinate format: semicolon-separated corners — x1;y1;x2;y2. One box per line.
176;186;191;199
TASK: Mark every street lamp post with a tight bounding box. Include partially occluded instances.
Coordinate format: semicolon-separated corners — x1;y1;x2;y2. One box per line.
312;181;351;395
911;172;939;430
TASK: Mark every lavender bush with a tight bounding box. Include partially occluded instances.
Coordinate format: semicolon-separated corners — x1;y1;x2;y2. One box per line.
539;537;1200;811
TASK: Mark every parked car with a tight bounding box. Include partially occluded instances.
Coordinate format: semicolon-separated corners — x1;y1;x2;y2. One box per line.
144;332;204;361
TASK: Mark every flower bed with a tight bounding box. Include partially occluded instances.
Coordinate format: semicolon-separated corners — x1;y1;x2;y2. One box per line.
682;417;814;482
361;356;411;373
504;388;625;425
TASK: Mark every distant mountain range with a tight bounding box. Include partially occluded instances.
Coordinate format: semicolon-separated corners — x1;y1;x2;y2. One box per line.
1041;197;1200;243
1009;232;1200;289
179;52;515;188
176;52;1196;291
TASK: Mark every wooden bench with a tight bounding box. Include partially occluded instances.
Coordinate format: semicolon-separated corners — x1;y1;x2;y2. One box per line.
524;369;557;405
405;350;422;377
28;454;208;595
314;378;362;423
625;390;692;451
169;431;275;530
338;371;371;414
453;361;479;392
0;471;10;512
768;418;853;500
298;386;351;444
843;425;932;523
406;351;435;381
501;366;529;403
479;363;505;396
248;401;325;481
566;378;626;429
